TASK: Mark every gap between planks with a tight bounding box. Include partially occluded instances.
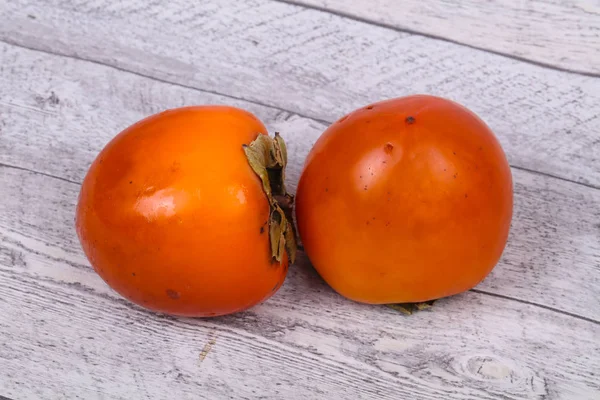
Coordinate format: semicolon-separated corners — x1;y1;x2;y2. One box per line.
1;161;598;326
1;39;598;193
269;0;600;78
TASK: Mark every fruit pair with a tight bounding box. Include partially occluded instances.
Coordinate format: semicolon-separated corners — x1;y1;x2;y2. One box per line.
76;95;513;317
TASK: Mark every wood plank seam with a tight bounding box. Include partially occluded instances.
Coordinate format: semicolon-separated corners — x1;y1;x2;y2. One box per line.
1;39;598;192
469;289;599;326
270;0;600;78
0;162;80;185
0;38;331;126
2;163;598;326
2;0;599;188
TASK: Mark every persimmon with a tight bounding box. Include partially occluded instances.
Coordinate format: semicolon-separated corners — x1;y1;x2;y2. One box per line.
76;106;296;317
295;95;513;305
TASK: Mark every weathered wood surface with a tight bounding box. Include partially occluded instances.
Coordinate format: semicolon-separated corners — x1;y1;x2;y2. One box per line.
1;165;599;399
1;0;599;187
1;41;599;399
1;219;599;399
1;42;599;323
0;0;599;399
281;0;600;75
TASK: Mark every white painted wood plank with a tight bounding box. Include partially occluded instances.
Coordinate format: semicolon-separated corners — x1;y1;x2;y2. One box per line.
1;0;599;186
0;168;599;399
283;0;600;75
1;42;599;323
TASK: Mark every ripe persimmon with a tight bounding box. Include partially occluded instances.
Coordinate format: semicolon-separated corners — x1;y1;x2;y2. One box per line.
76;106;296;317
295;95;513;304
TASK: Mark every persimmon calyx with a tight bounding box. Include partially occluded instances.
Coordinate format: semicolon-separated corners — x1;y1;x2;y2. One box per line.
387;301;435;315
244;133;297;264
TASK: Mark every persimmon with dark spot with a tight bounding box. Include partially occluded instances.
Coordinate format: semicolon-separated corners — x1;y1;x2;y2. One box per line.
76;106;296;317
295;95;513;305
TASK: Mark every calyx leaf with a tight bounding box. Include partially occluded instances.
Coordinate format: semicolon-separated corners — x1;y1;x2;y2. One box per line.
387;300;436;315
244;133;297;264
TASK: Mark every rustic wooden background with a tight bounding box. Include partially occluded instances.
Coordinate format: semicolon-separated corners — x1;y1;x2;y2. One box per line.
1;0;599;399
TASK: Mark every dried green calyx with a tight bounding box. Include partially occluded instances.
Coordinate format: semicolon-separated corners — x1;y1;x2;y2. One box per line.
387;301;435;315
243;133;297;264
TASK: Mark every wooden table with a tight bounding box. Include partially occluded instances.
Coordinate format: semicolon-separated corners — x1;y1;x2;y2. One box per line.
1;1;598;399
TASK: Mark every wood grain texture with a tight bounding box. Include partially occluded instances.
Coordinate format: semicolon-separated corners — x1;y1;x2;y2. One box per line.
0;167;599;399
279;0;600;75
1;0;599;187
1;1;599;399
1;42;599;324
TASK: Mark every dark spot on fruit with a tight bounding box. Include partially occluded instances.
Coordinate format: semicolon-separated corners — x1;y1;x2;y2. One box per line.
364;185;368;190
384;143;394;154
479;146;483;151
360;175;363;179
129;181;133;184
325;188;329;192
366;221;370;225
372;217;376;220
465;194;468;198
405;116;415;124
453;174;457;179
260;226;265;234
132;272;136;277
366;105;374;110
171;162;181;173
382;161;387;164
166;289;180;300
444;169;447;172
453;151;456;155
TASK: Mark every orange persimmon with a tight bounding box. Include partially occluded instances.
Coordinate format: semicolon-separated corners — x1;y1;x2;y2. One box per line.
76;106;295;317
295;95;513;304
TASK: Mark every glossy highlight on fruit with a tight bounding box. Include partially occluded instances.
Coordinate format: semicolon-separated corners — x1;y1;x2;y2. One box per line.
76;106;295;317
295;95;513;304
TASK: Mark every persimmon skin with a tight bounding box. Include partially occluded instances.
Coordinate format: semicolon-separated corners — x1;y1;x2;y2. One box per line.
75;106;288;317
295;95;513;304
